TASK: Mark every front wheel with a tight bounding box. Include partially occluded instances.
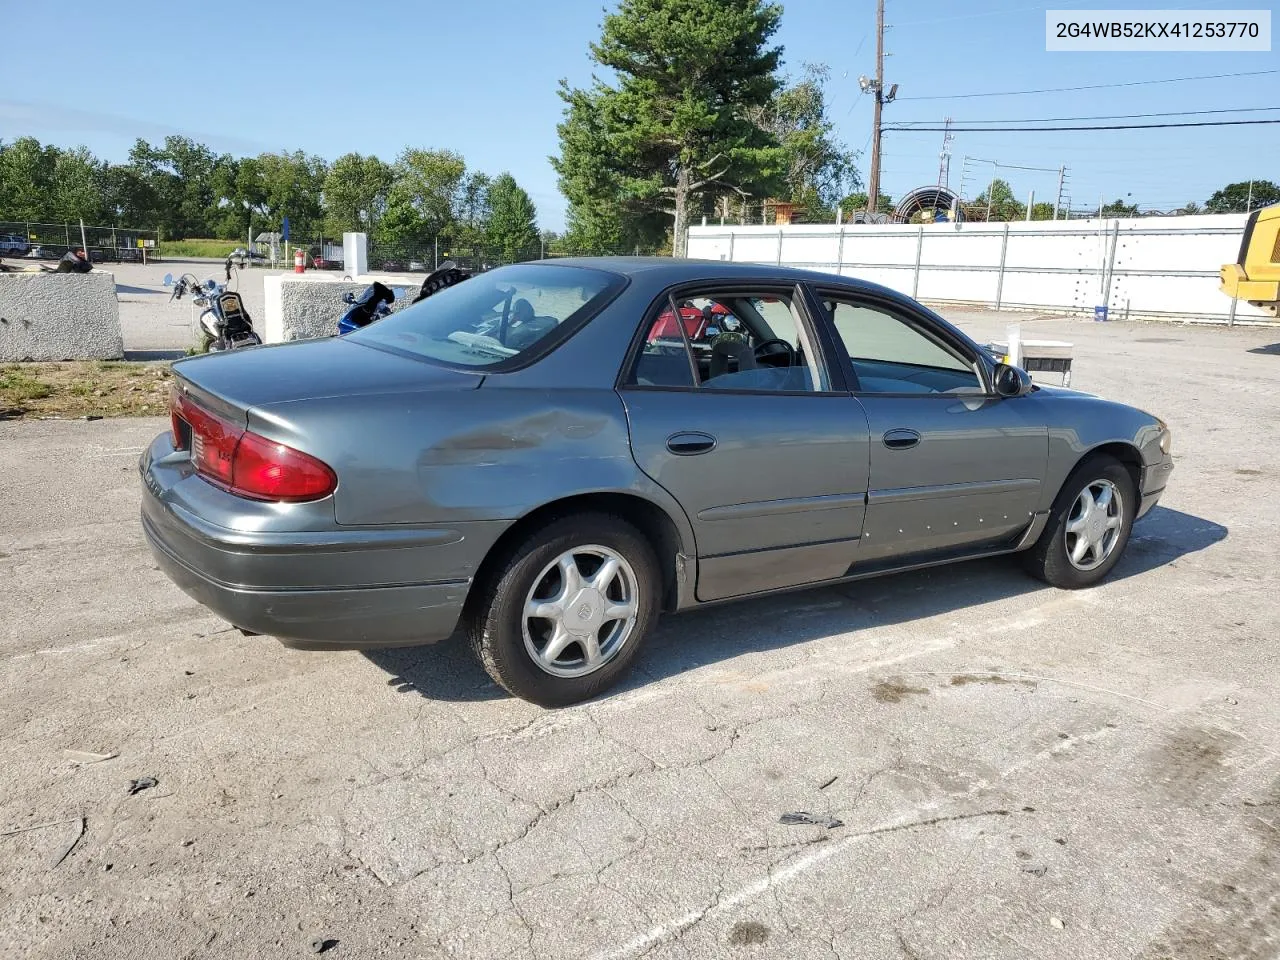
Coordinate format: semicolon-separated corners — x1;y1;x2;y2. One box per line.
1021;455;1136;588
467;513;660;707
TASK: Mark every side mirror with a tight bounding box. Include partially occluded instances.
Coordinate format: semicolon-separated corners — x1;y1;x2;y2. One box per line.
162;273;173;286
994;363;1033;398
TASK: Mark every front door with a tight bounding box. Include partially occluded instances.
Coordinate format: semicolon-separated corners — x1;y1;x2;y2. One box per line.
620;285;870;601
814;291;1048;562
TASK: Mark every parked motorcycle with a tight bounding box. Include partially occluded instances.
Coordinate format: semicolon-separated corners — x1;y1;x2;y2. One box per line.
337;281;398;335
335;261;472;336
164;269;263;353
410;260;471;304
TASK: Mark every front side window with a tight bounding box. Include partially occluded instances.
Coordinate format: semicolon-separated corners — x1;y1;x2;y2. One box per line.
347;264;624;368
824;299;982;394
629;289;827;393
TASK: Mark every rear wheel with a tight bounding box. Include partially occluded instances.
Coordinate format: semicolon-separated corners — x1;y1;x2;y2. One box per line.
467;513;660;707
1022;455;1136;588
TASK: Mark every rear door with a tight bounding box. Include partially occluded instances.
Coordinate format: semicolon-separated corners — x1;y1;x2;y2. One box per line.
620;283;870;601
808;287;1047;562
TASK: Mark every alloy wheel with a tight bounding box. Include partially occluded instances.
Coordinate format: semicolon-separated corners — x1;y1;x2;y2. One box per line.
522;545;640;678
1064;478;1123;571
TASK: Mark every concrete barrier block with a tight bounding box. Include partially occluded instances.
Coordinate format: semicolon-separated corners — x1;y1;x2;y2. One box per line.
0;271;124;361
268;275;419;344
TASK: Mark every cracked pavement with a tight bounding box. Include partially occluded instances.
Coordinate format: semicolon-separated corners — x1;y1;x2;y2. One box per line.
2;311;1279;958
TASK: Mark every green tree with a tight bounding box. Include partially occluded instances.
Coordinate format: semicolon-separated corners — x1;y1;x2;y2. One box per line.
555;88;644;254
838;191;893;215
1101;197;1139;218
554;0;787;256
323;152;393;236
380;149;467;246
486;173;539;262
456;172;492;248
0;137;58;221
127;136;221;238
1029;201;1056;221
103;162;157;228
49;147;108;223
257;151;327;237
748;63;859;213
1180;201;1203;215
210;151;328;240
1205;180;1280;213
973;178;1025;221
210;155;264;238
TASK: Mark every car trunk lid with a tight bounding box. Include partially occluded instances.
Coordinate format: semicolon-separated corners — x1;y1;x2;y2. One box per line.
170;337;481;417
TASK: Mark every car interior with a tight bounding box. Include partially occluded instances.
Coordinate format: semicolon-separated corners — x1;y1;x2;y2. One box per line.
632;292;821;391
631;289;985;395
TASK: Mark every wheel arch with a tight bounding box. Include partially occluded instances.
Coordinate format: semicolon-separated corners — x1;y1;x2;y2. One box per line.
464;491;693;619
1072;441;1143;497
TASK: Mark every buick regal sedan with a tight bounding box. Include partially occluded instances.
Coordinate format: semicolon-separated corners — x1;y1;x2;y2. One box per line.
140;259;1173;706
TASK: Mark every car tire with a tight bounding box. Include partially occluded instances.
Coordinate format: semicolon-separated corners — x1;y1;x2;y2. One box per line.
1021;454;1136;589
467;512;661;707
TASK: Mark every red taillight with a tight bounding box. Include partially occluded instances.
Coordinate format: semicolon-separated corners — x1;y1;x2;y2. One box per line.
169;387;336;502
230;430;337;501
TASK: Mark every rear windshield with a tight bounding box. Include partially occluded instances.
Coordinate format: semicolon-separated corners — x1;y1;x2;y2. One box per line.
346;263;625;368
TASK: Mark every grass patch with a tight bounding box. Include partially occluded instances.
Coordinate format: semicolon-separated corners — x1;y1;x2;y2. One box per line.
0;370;54;402
159;238;242;259
0;361;174;419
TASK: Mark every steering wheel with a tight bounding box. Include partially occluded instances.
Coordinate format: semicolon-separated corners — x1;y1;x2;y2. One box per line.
753;338;796;367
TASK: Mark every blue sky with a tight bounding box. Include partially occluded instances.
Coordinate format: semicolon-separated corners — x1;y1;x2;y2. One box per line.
1;0;1275;229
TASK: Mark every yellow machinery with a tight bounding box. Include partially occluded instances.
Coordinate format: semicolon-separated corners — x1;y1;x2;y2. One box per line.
1221;203;1280;317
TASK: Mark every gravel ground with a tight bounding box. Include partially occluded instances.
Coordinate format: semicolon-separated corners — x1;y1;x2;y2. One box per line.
1;309;1278;959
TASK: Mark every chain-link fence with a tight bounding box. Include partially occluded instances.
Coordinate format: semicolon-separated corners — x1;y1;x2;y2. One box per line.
0;221;160;263
278;236;658;275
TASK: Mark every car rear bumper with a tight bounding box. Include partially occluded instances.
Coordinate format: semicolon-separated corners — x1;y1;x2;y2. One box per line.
139;433;500;649
143;511;468;648
1138;454;1174;519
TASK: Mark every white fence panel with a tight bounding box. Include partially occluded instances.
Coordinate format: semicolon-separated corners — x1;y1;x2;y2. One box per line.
685;213;1273;325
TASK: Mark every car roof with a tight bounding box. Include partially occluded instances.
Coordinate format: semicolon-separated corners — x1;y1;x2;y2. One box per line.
537;256;901;297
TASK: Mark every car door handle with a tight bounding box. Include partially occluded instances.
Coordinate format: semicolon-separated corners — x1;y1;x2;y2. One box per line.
882;428;921;450
667;431;717;455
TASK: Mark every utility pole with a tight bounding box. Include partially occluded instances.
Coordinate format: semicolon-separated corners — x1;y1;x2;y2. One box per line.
1053;166;1065;220
867;0;885;213
860;0;896;215
936;118;954;188
1247;179;1254;212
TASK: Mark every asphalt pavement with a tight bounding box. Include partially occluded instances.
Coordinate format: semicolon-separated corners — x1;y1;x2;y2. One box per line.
1;311;1277;959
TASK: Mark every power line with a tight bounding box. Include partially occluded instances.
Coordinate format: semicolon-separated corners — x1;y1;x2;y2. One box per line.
892;105;1280;125
962;157;1062;173
895;69;1278;102
885;118;1280;132
892;3;1046;26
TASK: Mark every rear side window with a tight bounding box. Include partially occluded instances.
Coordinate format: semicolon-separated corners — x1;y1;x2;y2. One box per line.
347;264;625;369
627;289;829;393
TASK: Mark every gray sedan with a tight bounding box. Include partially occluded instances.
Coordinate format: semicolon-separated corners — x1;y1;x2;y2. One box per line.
140;259;1173;705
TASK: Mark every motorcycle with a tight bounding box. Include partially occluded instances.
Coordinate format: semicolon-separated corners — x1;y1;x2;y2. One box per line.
164;266;263;353
411;260;471;304
336;261;472;336
337;281;399;335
